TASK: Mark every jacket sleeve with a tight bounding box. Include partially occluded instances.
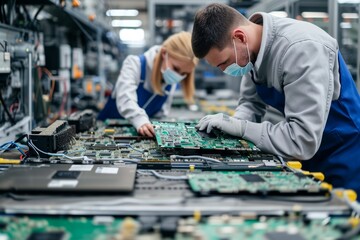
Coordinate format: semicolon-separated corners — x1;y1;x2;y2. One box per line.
233;74;267;122
242;41;336;160
113;55;150;130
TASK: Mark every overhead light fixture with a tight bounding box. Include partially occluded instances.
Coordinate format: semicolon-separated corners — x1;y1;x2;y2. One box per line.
112;20;142;28
301;12;329;18
269;11;288;18
340;22;352;28
342;13;359;19
338;0;360;3
119;28;145;46
106;9;139;17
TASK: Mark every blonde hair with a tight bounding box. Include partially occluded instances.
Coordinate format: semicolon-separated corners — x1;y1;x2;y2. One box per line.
151;31;198;103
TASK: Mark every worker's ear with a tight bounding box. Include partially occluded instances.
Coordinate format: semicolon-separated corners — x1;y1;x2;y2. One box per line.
161;48;167;59
232;28;247;43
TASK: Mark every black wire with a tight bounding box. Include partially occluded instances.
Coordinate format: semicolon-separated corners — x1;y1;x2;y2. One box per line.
21;5;31;24
0;41;5;51
69;14;94;41
32;5;44;25
7;0;16;25
4;4;9;24
0;5;3;23
14;134;28;143
0;90;16;125
0;5;6;24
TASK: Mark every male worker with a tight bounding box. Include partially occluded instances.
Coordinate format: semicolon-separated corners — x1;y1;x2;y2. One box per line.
192;3;360;195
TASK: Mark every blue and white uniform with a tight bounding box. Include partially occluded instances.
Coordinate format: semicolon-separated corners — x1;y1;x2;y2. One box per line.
235;13;360;194
98;46;177;130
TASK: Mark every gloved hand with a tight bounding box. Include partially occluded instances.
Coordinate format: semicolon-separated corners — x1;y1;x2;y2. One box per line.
138;123;155;137
196;113;246;137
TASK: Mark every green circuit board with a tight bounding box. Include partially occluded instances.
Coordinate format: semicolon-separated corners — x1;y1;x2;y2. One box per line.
152;121;260;152
43;138;167;163
176;215;360;240
78;125;140;140
0;215;124;240
0;214;358;240
28;122;279;169
188;170;329;195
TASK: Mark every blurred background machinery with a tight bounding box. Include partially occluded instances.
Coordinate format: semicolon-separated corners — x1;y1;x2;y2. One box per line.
0;0;124;143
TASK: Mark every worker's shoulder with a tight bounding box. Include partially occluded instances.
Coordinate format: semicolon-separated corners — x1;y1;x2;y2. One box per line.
273;15;337;50
143;45;161;61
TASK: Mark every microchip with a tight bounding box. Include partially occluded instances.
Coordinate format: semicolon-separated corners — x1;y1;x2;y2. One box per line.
52;171;80;179
208;178;218;182
240;174;265;182
85;151;96;157
265;232;305;240
27;231;66;240
115;139;131;144
99;152;111;156
105;144;117;149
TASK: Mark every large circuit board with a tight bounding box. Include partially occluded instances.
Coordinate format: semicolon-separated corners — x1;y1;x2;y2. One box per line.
27;121;281;171
0;213;358;240
188;170;329;196
152;121;260;152
23;119;335;197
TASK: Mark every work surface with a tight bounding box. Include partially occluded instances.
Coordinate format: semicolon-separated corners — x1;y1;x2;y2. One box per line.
0;104;358;240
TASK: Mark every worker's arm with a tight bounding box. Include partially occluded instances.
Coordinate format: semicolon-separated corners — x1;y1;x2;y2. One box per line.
114;55;151;131
243;41;337;160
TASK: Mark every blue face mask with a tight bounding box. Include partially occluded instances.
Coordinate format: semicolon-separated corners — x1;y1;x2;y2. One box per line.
162;53;186;85
223;39;253;77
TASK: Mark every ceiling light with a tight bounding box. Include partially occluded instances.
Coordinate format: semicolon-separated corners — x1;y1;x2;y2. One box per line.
301;12;329;18
342;13;359;19
340;22;352;28
338;0;360;3
106;9;139;17
112;20;142;28
119;28;144;42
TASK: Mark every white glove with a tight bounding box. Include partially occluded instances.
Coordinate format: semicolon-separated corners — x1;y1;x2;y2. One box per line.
196;113;246;137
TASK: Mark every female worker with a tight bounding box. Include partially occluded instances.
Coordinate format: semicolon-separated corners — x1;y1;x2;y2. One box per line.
98;31;198;137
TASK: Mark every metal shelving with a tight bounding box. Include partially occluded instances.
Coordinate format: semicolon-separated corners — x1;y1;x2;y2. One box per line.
147;0;228;46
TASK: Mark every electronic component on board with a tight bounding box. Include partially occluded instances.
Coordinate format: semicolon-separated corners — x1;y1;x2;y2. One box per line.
29;120;75;157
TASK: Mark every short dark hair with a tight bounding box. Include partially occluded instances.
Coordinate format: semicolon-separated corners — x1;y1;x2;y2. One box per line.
192;3;249;58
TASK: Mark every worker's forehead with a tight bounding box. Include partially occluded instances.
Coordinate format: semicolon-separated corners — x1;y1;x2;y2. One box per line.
205;47;230;67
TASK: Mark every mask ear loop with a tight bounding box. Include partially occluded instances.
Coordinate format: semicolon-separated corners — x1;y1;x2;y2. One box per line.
232;39;238;65
246;42;251;63
233;38;251;66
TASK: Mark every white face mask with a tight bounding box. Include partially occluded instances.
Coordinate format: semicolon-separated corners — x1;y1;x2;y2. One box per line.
223;39;253;77
161;52;186;84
